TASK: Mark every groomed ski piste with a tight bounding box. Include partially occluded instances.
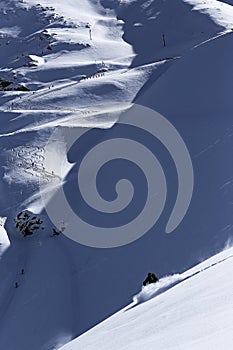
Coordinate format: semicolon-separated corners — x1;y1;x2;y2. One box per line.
0;0;233;349
61;246;233;350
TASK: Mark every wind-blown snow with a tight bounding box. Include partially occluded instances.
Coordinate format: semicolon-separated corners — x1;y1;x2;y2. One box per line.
133;274;183;304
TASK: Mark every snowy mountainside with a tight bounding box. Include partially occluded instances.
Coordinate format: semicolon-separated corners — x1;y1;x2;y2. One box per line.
0;1;232;350
61;246;233;350
112;0;233;67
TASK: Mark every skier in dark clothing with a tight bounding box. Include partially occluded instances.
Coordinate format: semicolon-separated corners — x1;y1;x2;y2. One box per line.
143;272;159;286
52;228;61;236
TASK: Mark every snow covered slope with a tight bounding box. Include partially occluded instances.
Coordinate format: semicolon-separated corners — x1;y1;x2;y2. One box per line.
0;0;233;349
60;246;233;350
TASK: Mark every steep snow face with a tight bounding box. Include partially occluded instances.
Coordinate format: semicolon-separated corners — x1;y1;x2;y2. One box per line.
60;246;233;350
0;1;232;350
135;29;233;268
114;0;233;67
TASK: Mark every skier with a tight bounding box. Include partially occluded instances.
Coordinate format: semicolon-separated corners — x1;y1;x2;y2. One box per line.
143;272;159;286
52;228;60;236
